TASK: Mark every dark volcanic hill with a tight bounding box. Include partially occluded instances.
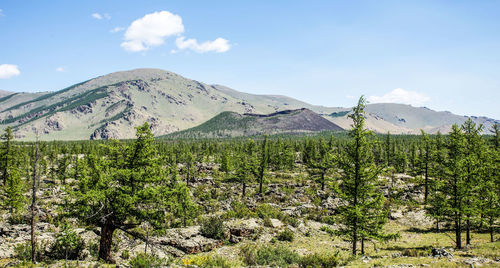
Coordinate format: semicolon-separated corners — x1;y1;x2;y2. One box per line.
164;108;343;139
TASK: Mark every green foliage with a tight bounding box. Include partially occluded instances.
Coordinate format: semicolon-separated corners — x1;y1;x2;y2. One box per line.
129;252;167;268
48;224;85;260
225;201;256;219
240;244;299;267
14;241;44;263
256;203;281;219
298;251;343;268
336;96;392;255
200;216;226;240
277;228;295;242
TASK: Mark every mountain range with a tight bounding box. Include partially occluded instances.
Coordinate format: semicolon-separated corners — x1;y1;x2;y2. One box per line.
0;68;497;140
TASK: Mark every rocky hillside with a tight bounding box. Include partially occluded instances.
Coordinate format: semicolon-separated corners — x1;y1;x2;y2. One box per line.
0;68;497;140
0;69;341;140
164;108;343;139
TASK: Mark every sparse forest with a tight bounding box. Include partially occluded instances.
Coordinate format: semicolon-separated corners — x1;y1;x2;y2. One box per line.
0;97;498;267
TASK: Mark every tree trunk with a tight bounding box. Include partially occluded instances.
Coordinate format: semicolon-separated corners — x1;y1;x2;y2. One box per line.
361;238;365;255
436;219;439;232
490;217;494;243
455;212;462;249
31;139;39;263
259;176;263;195
466;218;471;245
242;182;246;197
99;223;116;263
321;172;325;191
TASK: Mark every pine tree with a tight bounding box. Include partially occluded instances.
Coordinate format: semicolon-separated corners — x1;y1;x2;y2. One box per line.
419;130;432;203
305;138;336;191
442;124;467;249
0;127;25;214
68;123;170;263
337;96;392;255
461;118;484;245
235;139;257;197
425;131;447;232
258;135;269;194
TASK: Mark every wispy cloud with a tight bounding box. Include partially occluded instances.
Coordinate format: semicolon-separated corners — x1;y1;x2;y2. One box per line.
110;27;124;33
121;10;231;53
0;9;4;17
0;64;20;79
367;88;430;106
175;37;231;53
56;67;65;72
92;13;110;20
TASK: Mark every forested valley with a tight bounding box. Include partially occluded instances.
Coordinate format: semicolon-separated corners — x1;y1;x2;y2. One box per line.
0;97;499;267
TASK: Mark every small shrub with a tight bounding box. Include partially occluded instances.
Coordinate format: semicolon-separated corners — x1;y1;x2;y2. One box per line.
277;228;295;242
321;215;336;225
200;216;226;240
129;253;167;268
263;217;273;227
182;255;233;268
298;251;343;268
121;250;130;260
48;225;85;260
240;244;299;267
283;215;299;227
88;241;99;258
256;203;281;219
14;241;44;263
225;201;256;219
320;225;336;236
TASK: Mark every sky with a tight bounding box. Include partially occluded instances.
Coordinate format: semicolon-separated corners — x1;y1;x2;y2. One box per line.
0;0;499;119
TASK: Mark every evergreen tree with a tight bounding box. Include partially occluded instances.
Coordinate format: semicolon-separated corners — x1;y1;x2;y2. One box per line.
258;135;269;194
419;130;432;203
337;96;392;255
68;123;170;262
442;124;467;249
305;138;336;191
0;127;25;214
461;119;484;245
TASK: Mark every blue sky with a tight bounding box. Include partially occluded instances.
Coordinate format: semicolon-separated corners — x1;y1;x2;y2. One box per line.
1;0;499;118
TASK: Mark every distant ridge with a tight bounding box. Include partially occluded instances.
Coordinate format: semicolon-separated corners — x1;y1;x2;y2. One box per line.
0;68;497;140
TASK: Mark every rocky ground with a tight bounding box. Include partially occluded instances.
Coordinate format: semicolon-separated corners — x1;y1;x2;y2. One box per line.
0;169;498;267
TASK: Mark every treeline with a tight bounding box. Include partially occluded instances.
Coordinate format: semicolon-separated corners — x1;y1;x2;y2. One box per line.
0;96;498;263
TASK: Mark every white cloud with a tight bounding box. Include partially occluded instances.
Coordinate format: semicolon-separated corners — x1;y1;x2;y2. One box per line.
0;64;20;79
367;88;430;106
92;13;110;20
175;36;231;53
0;9;4;16
110;27;124;33
56;67;65;72
121;11;184;52
92;13;102;20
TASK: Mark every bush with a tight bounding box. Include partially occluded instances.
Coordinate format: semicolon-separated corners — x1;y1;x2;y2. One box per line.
225;201;256;219
283;215;300;227
14;241;44;263
263;217;273;227
48;225;85;260
298;252;343;268
256;203;281;219
200;216;227;240
129;253;167;268
277;228;295;242
240;244;299;267
121;250;130;260
320;225;336;236
182;255;233;268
